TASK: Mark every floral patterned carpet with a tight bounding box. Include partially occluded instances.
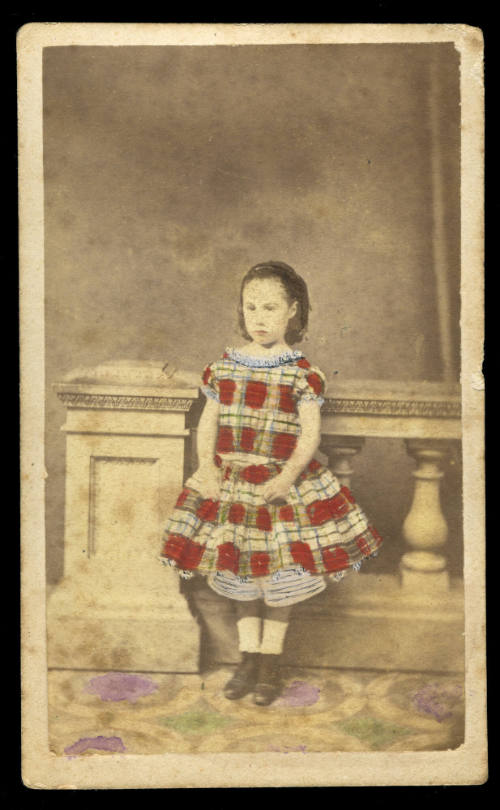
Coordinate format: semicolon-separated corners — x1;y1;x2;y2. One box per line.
49;666;465;757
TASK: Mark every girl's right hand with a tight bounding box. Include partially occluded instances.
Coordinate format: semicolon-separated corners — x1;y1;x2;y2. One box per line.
188;466;222;500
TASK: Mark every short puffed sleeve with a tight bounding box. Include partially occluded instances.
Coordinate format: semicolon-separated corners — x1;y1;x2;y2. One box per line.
200;362;219;402
294;360;326;407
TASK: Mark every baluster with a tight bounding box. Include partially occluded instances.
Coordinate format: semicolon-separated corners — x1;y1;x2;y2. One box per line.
401;439;450;592
320;435;365;489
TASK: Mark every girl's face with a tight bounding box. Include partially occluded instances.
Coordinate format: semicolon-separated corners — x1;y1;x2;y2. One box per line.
242;277;298;348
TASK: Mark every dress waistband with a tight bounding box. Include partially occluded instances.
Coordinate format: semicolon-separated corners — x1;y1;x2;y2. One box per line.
214;454;284;484
214;453;280;466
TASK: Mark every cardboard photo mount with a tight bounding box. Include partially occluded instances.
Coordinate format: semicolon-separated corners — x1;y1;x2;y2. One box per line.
19;22;486;788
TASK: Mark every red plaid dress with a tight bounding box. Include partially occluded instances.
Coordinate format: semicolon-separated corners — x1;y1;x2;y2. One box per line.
160;347;382;600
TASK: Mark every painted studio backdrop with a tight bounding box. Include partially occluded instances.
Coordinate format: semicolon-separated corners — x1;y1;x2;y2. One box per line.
45;43;461;581
42;41;467;755
44;44;462;659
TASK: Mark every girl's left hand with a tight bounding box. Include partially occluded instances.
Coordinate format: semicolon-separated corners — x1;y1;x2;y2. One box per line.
261;475;295;504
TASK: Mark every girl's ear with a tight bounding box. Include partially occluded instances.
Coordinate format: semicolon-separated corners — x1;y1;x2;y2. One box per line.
289;300;298;319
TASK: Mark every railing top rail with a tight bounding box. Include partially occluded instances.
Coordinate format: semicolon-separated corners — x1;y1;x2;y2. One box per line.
324;378;460;401
53;364;461;434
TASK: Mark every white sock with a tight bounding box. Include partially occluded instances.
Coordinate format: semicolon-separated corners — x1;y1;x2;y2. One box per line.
259;619;288;655
237;616;261;653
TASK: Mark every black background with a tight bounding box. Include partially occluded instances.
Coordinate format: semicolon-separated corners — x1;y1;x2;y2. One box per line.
8;2;492;806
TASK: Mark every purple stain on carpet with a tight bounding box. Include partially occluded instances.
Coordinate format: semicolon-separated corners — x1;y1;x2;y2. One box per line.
276;680;320;707
84;673;158;703
411;682;463;722
64;736;126;756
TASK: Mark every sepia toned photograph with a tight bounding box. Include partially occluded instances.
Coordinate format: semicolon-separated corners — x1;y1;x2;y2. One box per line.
19;23;485;788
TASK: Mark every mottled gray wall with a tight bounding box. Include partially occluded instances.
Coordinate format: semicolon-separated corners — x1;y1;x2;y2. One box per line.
44;44;462;583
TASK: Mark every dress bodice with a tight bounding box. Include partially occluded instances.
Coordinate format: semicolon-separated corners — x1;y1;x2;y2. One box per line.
201;347;326;462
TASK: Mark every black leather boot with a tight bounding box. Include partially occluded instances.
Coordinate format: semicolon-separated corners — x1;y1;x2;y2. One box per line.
223;652;260;700
253;653;283;706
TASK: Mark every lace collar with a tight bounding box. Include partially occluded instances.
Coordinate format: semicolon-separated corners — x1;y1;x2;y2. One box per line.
225;346;304;368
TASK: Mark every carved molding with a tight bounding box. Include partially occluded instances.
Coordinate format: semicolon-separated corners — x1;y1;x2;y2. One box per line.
321;397;461;419
58;391;195;412
57;389;461;419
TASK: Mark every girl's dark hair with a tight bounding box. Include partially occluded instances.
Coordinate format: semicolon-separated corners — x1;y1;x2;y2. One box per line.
238;261;310;344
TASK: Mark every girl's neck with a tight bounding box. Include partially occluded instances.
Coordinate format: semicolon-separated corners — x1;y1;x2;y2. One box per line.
236;341;291;358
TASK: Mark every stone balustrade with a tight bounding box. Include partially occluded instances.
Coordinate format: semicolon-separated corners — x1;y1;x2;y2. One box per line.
320;379;461;599
48;364;463;674
193;378;464;673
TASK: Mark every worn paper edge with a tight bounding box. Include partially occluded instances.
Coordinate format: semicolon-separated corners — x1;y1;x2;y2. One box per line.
18;22;486;789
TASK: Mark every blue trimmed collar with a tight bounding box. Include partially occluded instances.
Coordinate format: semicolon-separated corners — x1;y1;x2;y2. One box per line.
225;346;304;368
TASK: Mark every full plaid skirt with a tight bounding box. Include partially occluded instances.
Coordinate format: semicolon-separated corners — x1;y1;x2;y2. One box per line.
160;457;383;579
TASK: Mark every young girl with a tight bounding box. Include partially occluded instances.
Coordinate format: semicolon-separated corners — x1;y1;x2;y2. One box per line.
160;262;382;706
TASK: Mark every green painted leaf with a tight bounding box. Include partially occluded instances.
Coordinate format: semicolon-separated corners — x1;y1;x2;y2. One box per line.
337;716;415;750
158;709;235;735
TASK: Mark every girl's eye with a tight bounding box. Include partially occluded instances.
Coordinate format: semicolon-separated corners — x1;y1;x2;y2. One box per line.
264;305;276;311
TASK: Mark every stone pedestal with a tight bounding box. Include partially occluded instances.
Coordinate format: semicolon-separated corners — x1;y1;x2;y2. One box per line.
48;361;201;672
